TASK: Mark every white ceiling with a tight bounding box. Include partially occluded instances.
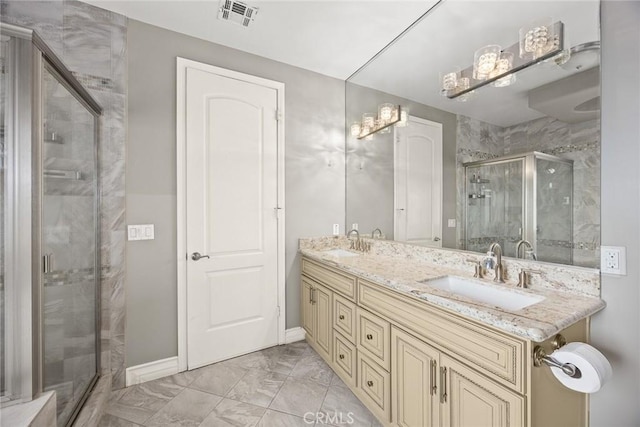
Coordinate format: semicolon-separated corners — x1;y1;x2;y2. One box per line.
83;0;440;80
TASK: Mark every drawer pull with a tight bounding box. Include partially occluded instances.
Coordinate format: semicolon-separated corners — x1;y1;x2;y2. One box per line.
339;314;345;320
430;360;437;396
339;354;345;360
366;334;373;340
367;380;374;387
440;367;448;404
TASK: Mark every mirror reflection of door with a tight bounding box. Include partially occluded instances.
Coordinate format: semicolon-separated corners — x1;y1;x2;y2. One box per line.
394;117;443;247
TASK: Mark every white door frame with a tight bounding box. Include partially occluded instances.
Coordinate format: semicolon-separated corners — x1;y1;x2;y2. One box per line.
176;57;286;372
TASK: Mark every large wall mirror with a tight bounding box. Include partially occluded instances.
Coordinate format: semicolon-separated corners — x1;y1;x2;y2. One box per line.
346;0;601;268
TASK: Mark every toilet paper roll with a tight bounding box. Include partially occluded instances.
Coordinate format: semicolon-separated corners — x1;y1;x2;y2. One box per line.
549;342;612;393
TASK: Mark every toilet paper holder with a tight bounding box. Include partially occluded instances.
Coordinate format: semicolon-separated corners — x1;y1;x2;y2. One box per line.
533;334;581;378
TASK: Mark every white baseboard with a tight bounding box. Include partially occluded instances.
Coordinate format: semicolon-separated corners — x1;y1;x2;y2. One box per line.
284;327;306;344
126;356;179;387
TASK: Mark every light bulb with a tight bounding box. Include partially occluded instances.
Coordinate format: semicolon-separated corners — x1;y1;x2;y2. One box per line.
378;103;395;122
473;45;501;80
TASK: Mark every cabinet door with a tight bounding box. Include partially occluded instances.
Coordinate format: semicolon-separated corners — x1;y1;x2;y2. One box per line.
392;327;440;427
301;277;315;339
441;355;525;427
314;283;333;361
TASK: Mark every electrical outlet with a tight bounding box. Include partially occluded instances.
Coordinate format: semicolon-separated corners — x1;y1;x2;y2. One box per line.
447;219;456;228
332;224;340;236
601;246;626;275
351;223;358;231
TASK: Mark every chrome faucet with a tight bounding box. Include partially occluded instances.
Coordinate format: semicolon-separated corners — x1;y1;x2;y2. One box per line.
347;229;371;253
348;229;361;250
371;228;383;239
516;239;537;260
482;242;505;283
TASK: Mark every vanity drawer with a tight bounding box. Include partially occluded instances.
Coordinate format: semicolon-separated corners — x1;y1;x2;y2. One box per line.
357;308;391;371
358;279;525;393
302;258;356;301
333;332;357;388
333;294;356;343
357;353;391;423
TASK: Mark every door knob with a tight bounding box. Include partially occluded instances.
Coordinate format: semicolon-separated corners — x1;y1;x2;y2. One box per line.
191;252;210;261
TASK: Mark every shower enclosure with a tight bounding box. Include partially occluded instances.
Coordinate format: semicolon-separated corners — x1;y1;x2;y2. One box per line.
464;152;573;264
1;24;101;426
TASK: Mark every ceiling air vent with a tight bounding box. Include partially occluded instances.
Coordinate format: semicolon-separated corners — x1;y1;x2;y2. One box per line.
218;0;258;27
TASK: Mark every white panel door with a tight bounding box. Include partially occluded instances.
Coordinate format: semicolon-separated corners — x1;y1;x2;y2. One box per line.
185;65;280;369
394;117;443;247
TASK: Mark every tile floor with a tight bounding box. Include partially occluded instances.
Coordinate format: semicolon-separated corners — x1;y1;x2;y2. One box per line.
99;341;381;426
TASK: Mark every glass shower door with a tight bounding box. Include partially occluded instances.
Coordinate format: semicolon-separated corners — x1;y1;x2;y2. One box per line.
535;156;573;264
465;159;524;257
42;63;99;426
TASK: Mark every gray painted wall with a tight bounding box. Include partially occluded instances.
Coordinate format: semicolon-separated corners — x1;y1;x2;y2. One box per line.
591;1;640;425
345;83;458;248
126;20;345;367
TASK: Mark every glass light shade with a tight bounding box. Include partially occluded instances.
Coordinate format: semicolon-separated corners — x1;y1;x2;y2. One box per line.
455;77;473;102
519;18;556;60
378;103;395;122
350;122;361;137
362;113;375;129
491;52;516;87
395;107;409;127
440;70;458;92
473;45;501;80
364;134;374;141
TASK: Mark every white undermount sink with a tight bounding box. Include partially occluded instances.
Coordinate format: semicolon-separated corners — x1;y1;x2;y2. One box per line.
323;248;360;257
419;276;544;311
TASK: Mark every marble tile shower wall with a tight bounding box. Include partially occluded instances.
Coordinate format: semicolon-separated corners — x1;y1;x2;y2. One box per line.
455;115;504;251
1;0;127;415
456;114;600;268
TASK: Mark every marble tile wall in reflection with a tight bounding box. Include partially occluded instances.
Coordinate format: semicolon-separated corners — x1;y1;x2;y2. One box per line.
456;114;600;268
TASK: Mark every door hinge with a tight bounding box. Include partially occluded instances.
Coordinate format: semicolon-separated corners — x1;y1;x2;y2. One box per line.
277;306;281;317
275;109;283;122
274;207;283;219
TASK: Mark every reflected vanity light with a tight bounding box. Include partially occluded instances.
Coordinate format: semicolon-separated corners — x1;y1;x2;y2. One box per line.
441;20;565;99
519;17;559;60
352;104;406;139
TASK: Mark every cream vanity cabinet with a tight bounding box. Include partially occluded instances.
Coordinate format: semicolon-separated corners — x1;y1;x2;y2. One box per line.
300;256;587;427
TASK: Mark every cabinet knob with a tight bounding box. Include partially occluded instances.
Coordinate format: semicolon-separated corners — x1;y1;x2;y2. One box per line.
367;380;374;387
339;354;345;360
339;314;345;320
366;334;373;340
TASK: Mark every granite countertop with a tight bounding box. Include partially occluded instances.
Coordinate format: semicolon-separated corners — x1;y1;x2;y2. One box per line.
300;247;605;342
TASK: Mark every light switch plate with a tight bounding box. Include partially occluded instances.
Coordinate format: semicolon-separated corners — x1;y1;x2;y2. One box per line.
447;219;456;228
128;224;155;241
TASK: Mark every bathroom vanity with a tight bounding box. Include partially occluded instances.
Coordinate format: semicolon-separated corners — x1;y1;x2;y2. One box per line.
299;237;604;427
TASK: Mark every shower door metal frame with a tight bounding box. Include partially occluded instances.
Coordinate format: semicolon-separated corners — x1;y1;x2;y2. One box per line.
40;58;102;426
0;23;102;424
529;151;574;264
1;25;38;406
463;156;526;254
463;151;574;262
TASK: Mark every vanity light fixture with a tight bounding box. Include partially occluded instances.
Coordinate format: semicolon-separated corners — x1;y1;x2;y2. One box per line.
352;104;405;140
441;20;564;99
